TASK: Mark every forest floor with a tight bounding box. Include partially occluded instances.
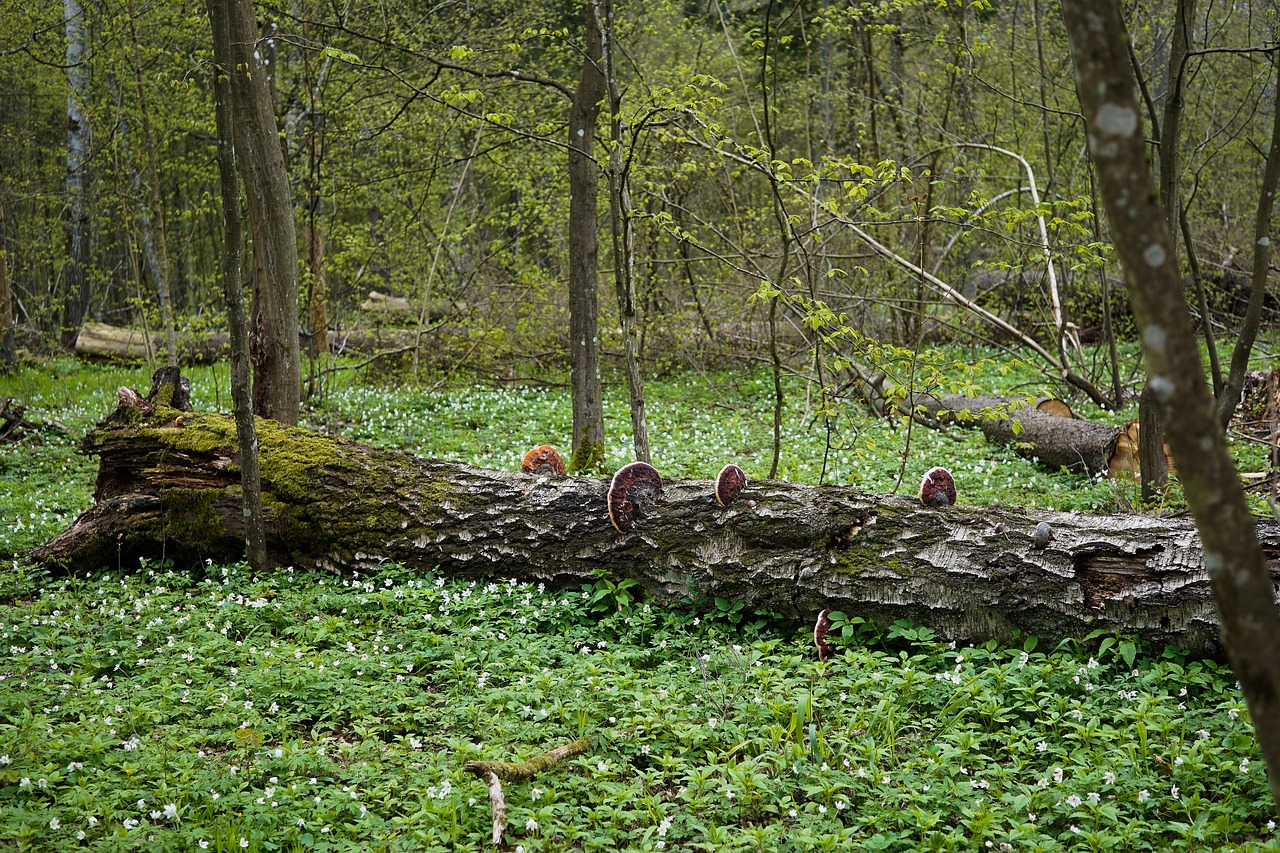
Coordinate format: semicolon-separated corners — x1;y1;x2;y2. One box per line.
0;353;1277;851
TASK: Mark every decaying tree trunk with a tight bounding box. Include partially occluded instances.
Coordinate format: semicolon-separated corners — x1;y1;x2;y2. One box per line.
910;393;1173;479
28;373;1280;655
74;321;427;364
75;322;230;365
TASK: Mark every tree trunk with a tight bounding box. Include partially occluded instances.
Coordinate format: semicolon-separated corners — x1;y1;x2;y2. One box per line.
72;321;431;363
226;0;301;425
74;321;226;364
598;0;650;464
207;0;268;571
29;374;1280;657
62;0;93;349
1062;0;1280;805
567;1;607;473
1138;381;1168;502
127;6;178;369
1157;0;1193;258
1216;54;1280;429
0;199;15;374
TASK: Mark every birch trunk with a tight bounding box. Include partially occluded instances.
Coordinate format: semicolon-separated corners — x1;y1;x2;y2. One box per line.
62;0;92;348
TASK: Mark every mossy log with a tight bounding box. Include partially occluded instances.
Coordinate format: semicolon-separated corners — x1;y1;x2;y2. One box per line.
28;372;1280;655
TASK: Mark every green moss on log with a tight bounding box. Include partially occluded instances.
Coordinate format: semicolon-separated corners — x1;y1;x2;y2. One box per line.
160;488;234;554
568;439;606;474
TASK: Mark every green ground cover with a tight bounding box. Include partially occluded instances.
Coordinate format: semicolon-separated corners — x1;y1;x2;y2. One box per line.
0;355;1276;850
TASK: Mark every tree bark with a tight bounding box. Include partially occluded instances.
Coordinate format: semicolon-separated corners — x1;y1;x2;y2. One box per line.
1062;0;1280;805
62;0;93;349
127;6;178;369
72;321;431;364
29;377;1280;657
566;1;607;472
598;0;650;465
1138;381;1168;502
207;1;268;571
74;321;228;364
0;198;15;373
225;0;301;425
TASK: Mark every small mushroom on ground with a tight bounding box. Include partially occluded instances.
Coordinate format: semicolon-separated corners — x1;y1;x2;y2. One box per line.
521;445;565;476
1032;520;1054;549
814;609;835;662
919;466;957;507
715;463;747;506
607;461;664;533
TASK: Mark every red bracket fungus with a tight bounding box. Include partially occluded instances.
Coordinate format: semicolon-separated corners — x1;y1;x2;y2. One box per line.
521;445;565;476
919;466;956;507
607;461;663;534
715;463;747;507
814;609;835;662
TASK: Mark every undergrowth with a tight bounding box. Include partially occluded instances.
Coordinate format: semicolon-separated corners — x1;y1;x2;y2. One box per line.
0;354;1276;850
0;561;1274;851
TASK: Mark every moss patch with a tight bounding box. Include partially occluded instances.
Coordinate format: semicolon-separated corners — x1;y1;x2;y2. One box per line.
569;439;606;474
159;488;235;556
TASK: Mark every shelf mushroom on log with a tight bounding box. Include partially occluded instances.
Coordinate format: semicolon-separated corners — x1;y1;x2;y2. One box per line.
715;464;747;507
521;445;565;476
26;369;1280;656
919;467;957;507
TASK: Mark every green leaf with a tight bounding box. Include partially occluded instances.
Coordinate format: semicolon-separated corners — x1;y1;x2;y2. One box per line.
1119;640;1137;668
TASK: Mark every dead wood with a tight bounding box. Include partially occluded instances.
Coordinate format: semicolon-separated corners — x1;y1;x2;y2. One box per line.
1;398;68;443
26;371;1280;655
464;735;601;846
74;321;430;365
909;393;1173;479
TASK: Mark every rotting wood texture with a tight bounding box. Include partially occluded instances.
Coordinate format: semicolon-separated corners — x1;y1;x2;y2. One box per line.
27;371;1280;655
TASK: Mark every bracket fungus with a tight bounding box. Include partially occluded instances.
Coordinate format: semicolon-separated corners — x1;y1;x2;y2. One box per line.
814;609;835;662
607;461;663;534
521;445;566;476
919;466;957;507
715;463;747;507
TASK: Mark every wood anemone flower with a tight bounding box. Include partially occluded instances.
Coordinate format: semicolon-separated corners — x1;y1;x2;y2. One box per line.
814;609;835;662
521;445;565;476
919;466;957;507
715;463;747;507
607;461;663;534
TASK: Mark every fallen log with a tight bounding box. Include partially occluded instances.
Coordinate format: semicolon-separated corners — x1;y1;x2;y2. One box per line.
28;370;1280;655
74;321;429;364
75;321;230;365
910;393;1174;478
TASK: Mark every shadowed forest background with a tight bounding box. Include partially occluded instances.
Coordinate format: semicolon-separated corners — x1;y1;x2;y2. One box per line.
1;0;1275;394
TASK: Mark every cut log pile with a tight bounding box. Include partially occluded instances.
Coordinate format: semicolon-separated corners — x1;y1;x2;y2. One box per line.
27;369;1280;655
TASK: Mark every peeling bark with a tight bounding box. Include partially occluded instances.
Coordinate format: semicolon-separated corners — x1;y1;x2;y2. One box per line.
27;377;1280;656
